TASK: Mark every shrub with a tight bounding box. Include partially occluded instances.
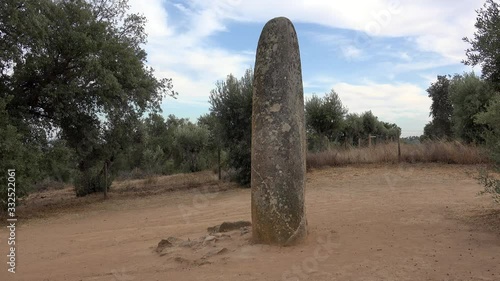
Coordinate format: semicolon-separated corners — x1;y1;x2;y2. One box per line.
208;70;253;186
33;179;67;192
173;123;211;173
477;170;500;203
74;165;113;197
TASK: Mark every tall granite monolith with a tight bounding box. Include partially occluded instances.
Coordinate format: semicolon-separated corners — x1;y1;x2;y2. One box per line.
251;17;307;246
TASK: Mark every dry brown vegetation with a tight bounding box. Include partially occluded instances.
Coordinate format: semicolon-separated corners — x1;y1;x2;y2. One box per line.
307;141;489;169
112;170;228;194
116;171;238;195
11;141;491;220
14;171;237;220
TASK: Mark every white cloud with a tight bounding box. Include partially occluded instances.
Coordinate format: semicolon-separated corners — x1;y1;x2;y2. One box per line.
224;0;481;62
129;0;173;38
419;73;439;87
303;80;431;135
332;82;431;135
309;32;367;60
398;52;411;62
126;0;482;133
130;0;482;79
333;82;430;118
303;75;339;90
128;0;254;109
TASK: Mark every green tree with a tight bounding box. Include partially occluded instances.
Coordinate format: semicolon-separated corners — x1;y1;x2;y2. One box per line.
449;72;495;143
423;121;440;140
463;0;500;86
198;113;221;151
361;111;378;136
41;139;77;183
209;69;253;185
475;94;500;202
173;123;210;172
380;122;401;141
140;113;175;174
475;94;500;164
0;97;42;210
110;113;191;177
425;75;453;139
198;112;224;175
144;114;169;153
1;0;175;196
305;89;347;142
461;1;500;202
343;113;364;146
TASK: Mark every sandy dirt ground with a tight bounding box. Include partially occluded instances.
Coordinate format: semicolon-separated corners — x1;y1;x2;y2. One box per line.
1;164;500;281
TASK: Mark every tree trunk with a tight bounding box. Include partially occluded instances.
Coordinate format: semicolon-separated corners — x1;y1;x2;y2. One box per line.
398;134;401;163
103;162;108;199
218;147;221;180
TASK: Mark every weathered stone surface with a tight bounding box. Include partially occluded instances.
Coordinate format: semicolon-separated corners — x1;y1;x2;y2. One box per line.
156;239;174;253
219;221;252;232
207;221;252;234
251;17;307;246
156;236;183;253
204;235;216;242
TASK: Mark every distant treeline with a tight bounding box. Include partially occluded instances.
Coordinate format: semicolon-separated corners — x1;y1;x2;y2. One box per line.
2;0;500;209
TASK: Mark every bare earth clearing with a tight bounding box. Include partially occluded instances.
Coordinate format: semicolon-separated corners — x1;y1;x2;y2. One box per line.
2;164;500;281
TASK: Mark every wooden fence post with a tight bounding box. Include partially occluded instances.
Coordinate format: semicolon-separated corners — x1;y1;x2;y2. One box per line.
397;134;401;163
218;147;222;180
104;161;108;199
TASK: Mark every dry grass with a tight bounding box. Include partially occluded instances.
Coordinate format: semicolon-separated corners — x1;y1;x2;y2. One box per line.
13;171;237;220
307;141;490;170
113;172;206;190
112;170;232;195
13;142;490;219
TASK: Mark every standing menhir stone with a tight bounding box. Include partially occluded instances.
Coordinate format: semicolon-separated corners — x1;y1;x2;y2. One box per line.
251;17;307;245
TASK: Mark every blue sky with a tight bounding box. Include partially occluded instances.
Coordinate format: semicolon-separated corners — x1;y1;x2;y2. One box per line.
130;0;484;137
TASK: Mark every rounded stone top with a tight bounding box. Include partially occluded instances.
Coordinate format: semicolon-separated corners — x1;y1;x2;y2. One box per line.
267;16;292;24
254;17;302;100
258;16;298;44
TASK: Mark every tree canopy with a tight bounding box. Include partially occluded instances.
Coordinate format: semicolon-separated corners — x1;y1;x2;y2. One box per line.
0;0;175;198
208;69;253;185
424;75;453;139
448;72;495;143
305;89;347;142
463;0;500;86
